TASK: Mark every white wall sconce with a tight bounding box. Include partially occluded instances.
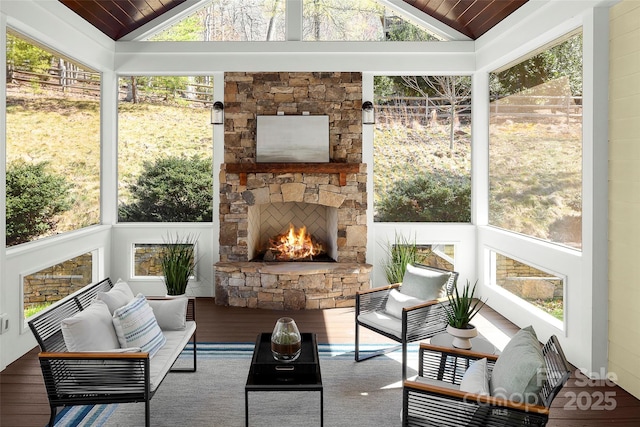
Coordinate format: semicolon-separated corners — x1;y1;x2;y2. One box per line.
362;101;375;125
211;101;224;125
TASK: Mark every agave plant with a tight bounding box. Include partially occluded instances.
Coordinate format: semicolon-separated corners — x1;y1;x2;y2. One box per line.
160;233;198;296
443;280;486;329
380;232;430;284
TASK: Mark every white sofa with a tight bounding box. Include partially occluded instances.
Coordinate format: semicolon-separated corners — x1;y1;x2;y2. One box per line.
28;278;197;427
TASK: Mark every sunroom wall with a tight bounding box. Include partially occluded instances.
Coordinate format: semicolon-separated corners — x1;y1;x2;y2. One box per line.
0;0;116;370
608;0;640;399
0;0;613;382
475;2;610;378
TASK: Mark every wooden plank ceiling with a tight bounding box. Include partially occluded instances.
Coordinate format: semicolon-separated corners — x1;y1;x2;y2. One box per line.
58;0;528;41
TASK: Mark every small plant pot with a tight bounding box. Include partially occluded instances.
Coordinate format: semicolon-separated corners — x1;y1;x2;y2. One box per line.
446;324;478;349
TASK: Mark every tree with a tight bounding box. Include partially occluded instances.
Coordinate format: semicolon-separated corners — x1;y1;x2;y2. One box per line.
6;33;53;80
401;75;471;150
490;33;583;98
119;155;213;222
6;161;73;246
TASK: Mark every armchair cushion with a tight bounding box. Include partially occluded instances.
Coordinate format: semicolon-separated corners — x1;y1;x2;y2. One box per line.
112;294;166;358
357;311;402;338
400;264;450;300
384;289;424;319
415;376;461;391
490;326;546;404
460;357;490;396
61;299;121;351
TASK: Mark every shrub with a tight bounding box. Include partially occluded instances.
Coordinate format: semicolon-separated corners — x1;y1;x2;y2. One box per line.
376;172;471;222
380;232;429;284
119;155;213;222
6;160;73;246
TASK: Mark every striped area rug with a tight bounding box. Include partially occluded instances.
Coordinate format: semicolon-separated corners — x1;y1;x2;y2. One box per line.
51;342;417;427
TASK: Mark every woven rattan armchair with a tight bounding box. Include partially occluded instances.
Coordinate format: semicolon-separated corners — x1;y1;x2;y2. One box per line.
355;264;458;380
402;335;571;426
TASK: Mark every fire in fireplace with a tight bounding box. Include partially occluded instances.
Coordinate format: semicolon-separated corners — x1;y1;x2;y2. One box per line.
257;224;333;262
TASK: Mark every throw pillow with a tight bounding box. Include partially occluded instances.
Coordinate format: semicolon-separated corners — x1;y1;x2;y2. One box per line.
490;326;546;404
96;279;135;314
384;289;424;319
61;300;121;351
112;294;166;358
400;264;450;300
148;297;188;330
460;357;490;396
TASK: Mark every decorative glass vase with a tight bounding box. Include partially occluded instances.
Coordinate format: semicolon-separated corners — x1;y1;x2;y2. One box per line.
271;317;302;362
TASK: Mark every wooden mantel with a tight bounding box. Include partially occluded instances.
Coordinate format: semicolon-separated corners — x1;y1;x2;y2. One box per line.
225;163;361;186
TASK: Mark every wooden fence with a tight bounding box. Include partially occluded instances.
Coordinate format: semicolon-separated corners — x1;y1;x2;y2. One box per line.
376;95;582;127
7;67;213;106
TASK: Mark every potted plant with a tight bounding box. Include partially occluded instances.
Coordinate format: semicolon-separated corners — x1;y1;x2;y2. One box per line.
160;233;198;296
381;232;430;284
442;280;486;349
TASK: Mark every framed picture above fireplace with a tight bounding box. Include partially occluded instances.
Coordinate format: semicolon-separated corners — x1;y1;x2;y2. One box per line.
257;115;330;163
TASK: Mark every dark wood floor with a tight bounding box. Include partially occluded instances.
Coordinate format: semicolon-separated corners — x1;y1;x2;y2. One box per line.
2;298;639;426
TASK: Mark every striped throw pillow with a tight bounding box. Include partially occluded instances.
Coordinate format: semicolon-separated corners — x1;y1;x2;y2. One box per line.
112;294;166;358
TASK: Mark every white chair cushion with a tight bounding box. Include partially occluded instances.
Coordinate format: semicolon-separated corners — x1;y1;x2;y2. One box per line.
460;357;490;396
490;326;546;404
400;264;450;300
61;299;121;351
112;294;166;358
148;297;188;330
414;376;461;391
357;311;403;338
384;289;424;319
96;279;135;314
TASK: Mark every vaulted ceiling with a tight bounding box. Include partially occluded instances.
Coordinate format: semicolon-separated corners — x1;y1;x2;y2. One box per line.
58;0;528;41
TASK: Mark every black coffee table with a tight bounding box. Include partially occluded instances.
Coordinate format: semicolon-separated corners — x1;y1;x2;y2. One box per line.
245;332;323;426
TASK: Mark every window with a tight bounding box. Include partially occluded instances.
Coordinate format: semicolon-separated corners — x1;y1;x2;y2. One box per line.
489;31;583;249
5;31;100;246
491;251;564;323
149;0;439;42
23;252;95;319
303;0;441;41
149;0;285;41
117;75;214;222
373;75;471;222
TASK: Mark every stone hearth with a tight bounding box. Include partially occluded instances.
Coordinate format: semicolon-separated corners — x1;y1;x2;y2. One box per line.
215;262;372;310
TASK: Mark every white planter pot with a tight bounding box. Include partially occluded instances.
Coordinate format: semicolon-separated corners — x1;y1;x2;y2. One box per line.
446;324;478;349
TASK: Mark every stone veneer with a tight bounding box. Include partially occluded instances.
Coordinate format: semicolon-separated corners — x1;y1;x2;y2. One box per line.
216;72;371;309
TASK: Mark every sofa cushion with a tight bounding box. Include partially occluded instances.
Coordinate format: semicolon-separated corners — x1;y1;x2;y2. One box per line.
61;299;121;352
149;321;196;392
96;279;135;314
400;264;450;301
384;289;424;319
460;357;490;396
490;326;546;404
112;294;166;358
148;297;188;331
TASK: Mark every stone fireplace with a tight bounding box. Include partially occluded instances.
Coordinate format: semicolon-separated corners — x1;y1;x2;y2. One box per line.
215;72;372;310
